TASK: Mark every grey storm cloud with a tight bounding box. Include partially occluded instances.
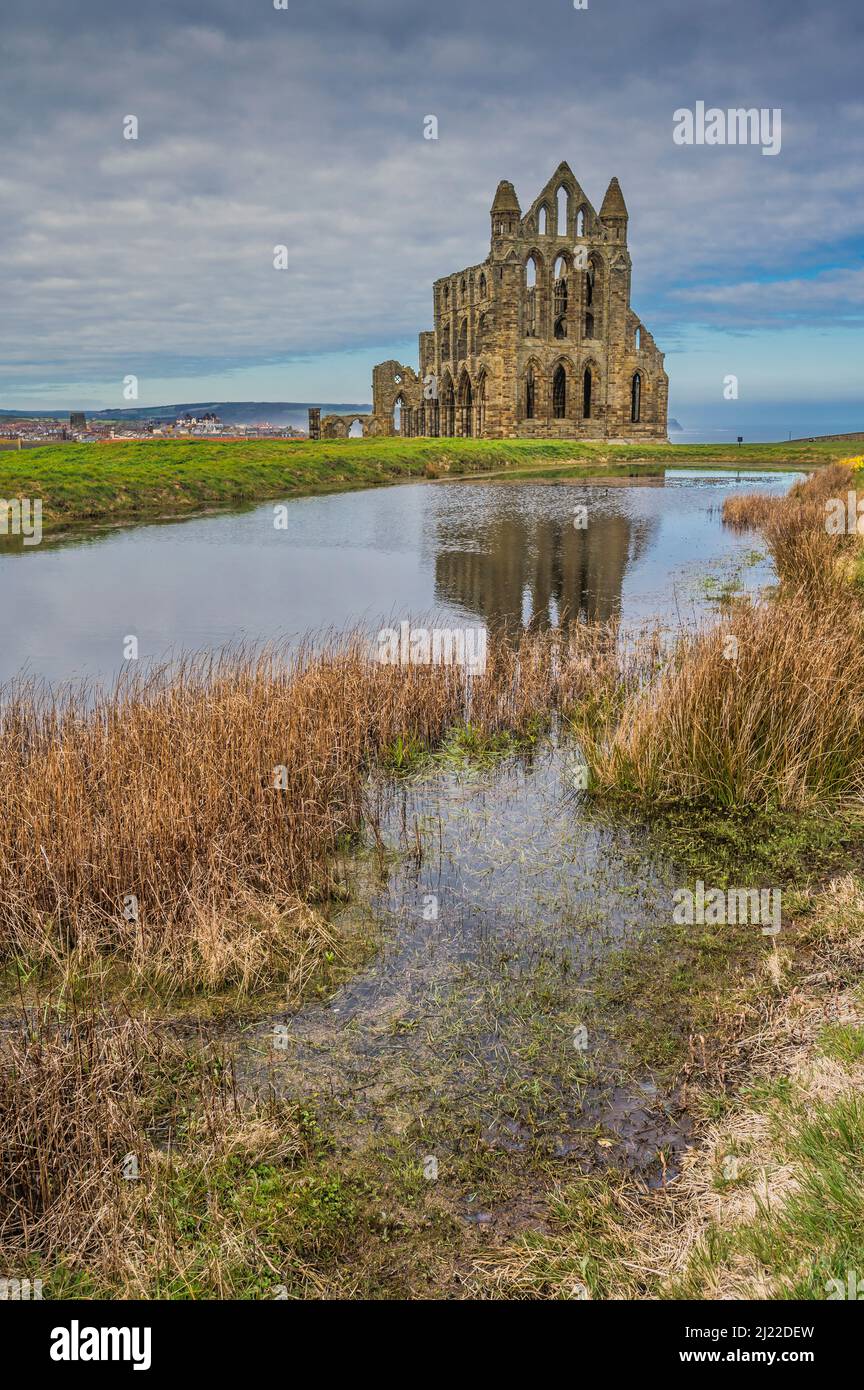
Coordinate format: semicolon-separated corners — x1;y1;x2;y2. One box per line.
1;0;862;396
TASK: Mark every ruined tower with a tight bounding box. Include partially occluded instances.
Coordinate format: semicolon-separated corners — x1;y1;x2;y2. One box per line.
318;162;668;441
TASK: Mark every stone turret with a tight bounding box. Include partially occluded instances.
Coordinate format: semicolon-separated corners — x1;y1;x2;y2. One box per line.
490;180;521;246
599;176;628;242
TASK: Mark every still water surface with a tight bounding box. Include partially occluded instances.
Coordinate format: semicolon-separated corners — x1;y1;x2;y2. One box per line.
0;467;800;686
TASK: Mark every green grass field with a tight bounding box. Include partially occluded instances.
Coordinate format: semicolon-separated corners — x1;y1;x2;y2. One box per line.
0;435;857;534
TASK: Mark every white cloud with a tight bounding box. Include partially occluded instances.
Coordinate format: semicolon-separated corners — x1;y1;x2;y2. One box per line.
0;0;862;403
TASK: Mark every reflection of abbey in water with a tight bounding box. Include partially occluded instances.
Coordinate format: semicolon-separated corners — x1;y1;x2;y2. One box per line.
433;505;657;628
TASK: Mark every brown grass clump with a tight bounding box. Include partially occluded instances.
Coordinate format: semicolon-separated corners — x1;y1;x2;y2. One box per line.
723;462;859;596
585;464;864;811
0;1012;156;1268
585;590;864;810
722;491;782;531
762;461;858;596
722;462;857;541
0;1007;307;1295
0;622;625;990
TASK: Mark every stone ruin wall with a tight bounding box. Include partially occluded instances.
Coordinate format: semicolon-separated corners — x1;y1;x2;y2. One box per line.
308;162;669;443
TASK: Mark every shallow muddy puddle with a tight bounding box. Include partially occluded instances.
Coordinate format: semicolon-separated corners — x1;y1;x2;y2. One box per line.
234;742;693;1189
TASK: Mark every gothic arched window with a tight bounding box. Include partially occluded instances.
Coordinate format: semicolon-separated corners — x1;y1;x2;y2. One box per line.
554;256;568;338
553;365;566;419
525;256;539;336
631;372;641;424
556;186;569;236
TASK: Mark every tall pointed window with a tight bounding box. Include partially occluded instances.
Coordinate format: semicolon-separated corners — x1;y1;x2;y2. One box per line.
525;256;538;336
585;258;601;336
556;186;569;236
525;367;536;420
553;365;566;419
583;366;592;420
442;377;455;436
553;255;568;339
476;371;486;435
630;372;641;424
458;371;473;436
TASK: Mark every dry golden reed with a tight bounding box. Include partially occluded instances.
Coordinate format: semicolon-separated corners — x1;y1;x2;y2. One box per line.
0;1007;306;1292
0;622;622;987
587;463;864;810
721;491;782;531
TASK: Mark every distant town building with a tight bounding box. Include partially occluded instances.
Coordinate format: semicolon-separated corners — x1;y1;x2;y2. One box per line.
176;411;220;427
70;411;86;429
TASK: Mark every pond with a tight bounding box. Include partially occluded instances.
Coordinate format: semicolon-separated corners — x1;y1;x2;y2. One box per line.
0;467;800;687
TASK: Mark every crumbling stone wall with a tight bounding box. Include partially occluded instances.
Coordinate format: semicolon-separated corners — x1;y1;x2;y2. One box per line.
364;162;668;442
315;413;385;439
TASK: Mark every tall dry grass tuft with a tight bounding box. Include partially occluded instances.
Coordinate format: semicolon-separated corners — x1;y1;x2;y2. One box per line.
722;492;782;532
762;461;858;596
0;623;626;988
585;592;864;810
723;463;857;591
586;463;864;811
0;1008;305;1293
0;1012;150;1266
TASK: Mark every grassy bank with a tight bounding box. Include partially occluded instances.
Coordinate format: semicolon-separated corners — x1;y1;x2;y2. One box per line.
0;435;855;534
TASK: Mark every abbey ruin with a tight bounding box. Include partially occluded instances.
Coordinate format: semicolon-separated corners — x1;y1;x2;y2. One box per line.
312;162;668;442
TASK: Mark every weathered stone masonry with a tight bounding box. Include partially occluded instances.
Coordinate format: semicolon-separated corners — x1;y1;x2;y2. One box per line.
313;162;668;442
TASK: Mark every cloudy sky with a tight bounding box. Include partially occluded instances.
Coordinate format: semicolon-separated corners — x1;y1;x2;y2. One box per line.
1;0;862;435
